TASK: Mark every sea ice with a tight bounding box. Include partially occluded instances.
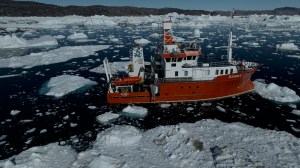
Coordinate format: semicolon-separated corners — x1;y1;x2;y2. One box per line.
291;110;300;116
95;125;142;146
134;38;151;45
10;110;21;116
96;112;120;125
254;80;300;103
41;75;97;98
0;45;110;68
276;43;299;51
67;32;88;40
89;61;130;75
121;105;148;119
0;34;58;48
194;29;201;37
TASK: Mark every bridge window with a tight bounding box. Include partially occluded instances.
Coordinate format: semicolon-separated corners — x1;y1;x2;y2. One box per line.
192;56;196;60
225;69;228;74
171;63;176;67
165;58;170;62
230;69;233;74
220;70;224;75
216;70;219;75
175;71;178;76
177;58;183;62
187;56;192;60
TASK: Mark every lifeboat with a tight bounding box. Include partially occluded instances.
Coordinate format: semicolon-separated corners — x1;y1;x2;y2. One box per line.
112;76;142;86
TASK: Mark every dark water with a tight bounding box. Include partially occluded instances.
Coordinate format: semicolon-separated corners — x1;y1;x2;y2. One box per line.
0;24;299;159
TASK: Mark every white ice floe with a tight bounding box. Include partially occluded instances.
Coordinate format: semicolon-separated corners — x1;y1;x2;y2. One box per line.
160;103;171;108
254;80;300;103
95;125;142;146
53;35;65;39
121;105;148;119
134;38;151;45
41;75;97;98
0;45;110;68
2;119;300;168
193;29;201;37
291;110;300;116
90;61;130;75
216;105;226;112
0;34;58;49
10;110;21;116
0;143;76;168
67;32;88;40
276;43;299;51
96;112;120;125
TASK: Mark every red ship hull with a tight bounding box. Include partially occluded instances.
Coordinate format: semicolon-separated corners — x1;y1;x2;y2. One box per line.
107;68;257;104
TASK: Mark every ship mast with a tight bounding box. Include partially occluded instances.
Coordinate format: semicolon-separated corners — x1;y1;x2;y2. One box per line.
227;9;235;63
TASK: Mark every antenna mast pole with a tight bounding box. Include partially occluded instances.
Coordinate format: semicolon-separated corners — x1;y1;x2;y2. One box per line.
227;8;235;63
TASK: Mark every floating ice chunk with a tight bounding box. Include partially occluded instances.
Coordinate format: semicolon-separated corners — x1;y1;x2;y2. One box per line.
173;36;185;42
254;80;300;103
88;155;129;168
216;106;226;112
0;34;58;48
110;38;119;43
41;75;97;98
120;57;130;61
0;135;7;141
27;35;58;47
0;143;76;168
194;29;201;37
67;32;88;40
96;112;120;125
90;61;130;75
276;43;299;51
40;129;47;134
0;34;27;48
160;103;171;108
70;123;78;127
10;110;21;116
88;106;97;110
134;38;151;45
291;110;300;116
53;35;65;39
286;55;300;59
0;45;110;68
187;107;194;111
95;125;142;146
149;33;160;39
121;105;148;119
25;128;36;134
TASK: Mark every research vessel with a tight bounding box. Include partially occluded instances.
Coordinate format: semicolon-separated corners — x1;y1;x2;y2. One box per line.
103;15;260;104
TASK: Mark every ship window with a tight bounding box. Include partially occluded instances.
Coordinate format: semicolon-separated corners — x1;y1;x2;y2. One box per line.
184;71;188;76
175;71;178;76
230;69;233;74
165;58;170;62
171;63;176;67
171;58;176;62
177;58;183;62
220;70;224;75
187;56;192;60
225;69;228;74
216;70;219;75
192;56;196;60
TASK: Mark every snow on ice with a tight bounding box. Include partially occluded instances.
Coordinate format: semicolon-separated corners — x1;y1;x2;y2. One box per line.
121;105;148;119
0;34;58;49
0;45;110;68
254;80;300;103
96;112;120;125
41;75;97;98
2;120;300;167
